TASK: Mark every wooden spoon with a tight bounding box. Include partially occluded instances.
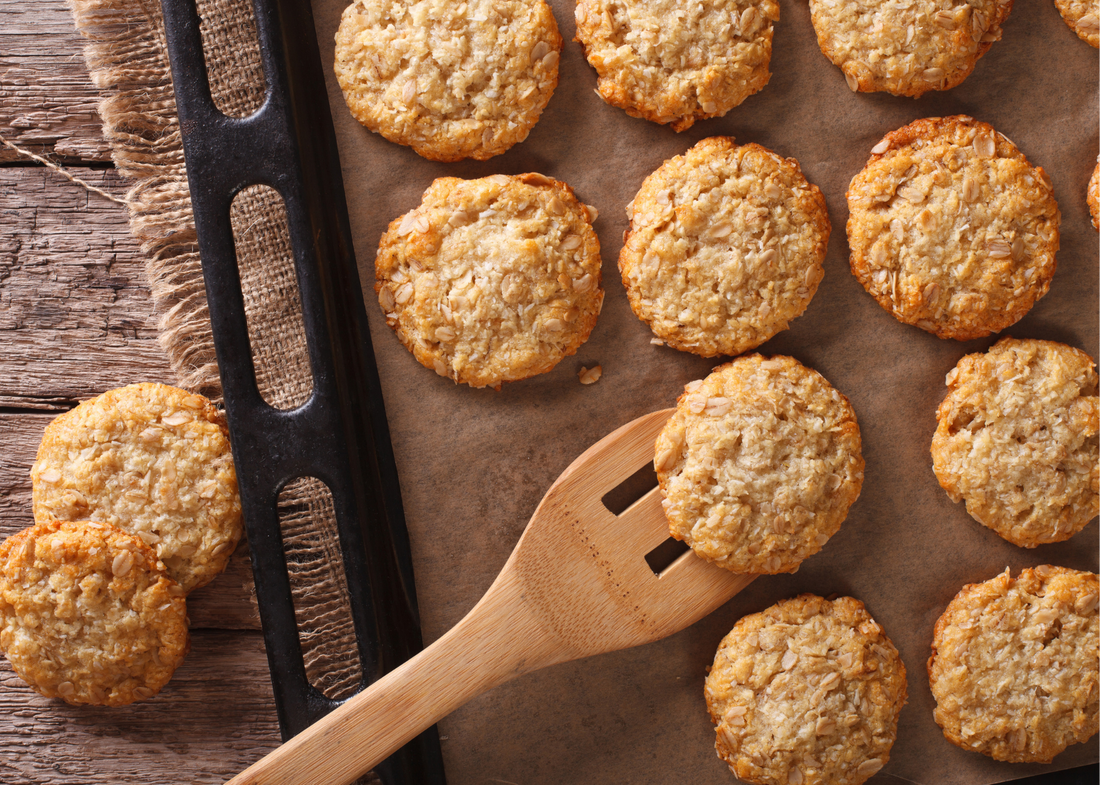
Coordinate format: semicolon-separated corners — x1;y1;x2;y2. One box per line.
227;408;756;785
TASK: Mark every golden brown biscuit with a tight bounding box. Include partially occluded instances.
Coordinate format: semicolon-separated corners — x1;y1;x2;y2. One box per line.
573;0;777;132
32;384;242;594
655;355;863;574
619;138;829;357
1055;0;1100;47
375;173;603;389
931;338;1098;547
808;0;1013;96
706;594;908;785
0;519;189;706
929;566;1099;762
848;116;1060;340
1089;160;1099;230
334;0;561;161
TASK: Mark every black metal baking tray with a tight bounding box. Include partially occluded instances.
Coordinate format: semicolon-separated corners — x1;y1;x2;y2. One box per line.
157;0;445;782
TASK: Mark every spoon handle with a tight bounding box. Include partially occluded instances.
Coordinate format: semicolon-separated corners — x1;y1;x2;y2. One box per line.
226;569;564;785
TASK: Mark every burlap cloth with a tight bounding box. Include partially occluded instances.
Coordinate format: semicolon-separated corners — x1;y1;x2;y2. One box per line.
70;0;363;701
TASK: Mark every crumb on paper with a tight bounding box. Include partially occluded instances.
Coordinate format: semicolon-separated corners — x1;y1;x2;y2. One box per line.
578;364;602;384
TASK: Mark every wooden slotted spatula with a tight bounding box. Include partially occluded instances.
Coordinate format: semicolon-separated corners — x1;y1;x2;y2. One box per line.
227;408;756;785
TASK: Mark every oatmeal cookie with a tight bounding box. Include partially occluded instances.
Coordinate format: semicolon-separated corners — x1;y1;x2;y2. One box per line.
929;566;1099;762
705;594;907;785
375;173;603;389
0;519;189;706
334;0;561;161
1089;160;1099;230
1055;0;1100;47
808;0;1013;96
655;355;863;574
848;116;1060;341
573;0;777;132
32;384;242;594
619;138;829;357
931;338;1099;548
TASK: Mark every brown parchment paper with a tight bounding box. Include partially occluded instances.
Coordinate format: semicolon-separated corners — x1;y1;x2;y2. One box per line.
310;1;1099;782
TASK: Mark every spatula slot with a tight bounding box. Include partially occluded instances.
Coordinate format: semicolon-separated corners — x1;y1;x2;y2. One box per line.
601;461;658;515
644;537;691;576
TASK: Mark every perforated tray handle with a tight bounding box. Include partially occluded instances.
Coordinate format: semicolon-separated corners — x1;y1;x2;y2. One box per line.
157;0;446;782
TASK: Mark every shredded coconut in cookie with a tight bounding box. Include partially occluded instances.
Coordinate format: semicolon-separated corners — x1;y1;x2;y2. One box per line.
932;338;1099;547
574;0;777;131
929;566;1099;762
655;355;863;574
335;0;561;161
1055;0;1100;48
0;519;189;706
848;115;1060;340
808;0;1013;96
32;384;242;595
620;137;829;357
706;594;907;785
375;173;603;389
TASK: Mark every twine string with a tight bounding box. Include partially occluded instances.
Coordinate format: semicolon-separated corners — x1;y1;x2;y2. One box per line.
0;131;130;206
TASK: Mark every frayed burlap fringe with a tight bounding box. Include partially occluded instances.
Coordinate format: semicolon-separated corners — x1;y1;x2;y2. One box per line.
70;0;362;702
71;0;220;397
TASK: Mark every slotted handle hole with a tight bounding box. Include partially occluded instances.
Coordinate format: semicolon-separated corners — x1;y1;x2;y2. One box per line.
230;184;313;410
279;475;362;700
195;0;268;118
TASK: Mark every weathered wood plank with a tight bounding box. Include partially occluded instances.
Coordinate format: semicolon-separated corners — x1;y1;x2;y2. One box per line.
0;414;46;538
0;632;281;784
0;166;173;406
0;1;113;163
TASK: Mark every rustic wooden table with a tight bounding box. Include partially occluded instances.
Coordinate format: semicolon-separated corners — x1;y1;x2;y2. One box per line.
1;3;284;782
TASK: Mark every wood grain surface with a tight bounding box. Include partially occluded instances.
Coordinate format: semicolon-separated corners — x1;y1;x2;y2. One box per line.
0;167;166;406
1;3;274;781
0;634;280;785
0;2;112;163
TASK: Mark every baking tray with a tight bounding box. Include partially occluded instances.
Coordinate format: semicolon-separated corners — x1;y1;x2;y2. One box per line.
157;0;445;782
307;0;1099;783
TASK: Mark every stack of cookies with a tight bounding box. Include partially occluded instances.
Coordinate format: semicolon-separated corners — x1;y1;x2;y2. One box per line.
0;383;241;706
